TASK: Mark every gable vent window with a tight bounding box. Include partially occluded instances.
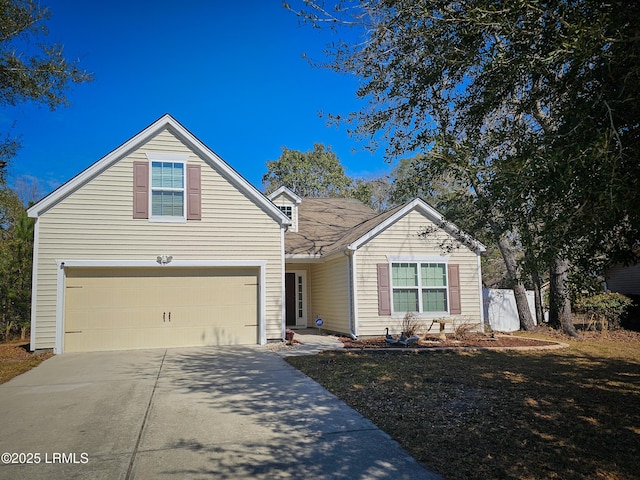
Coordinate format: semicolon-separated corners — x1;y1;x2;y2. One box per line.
151;161;184;218
278;205;292;220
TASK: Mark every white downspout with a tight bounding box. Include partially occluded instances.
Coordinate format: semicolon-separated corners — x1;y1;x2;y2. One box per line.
55;260;65;354
347;248;358;339
280;225;287;340
477;253;485;328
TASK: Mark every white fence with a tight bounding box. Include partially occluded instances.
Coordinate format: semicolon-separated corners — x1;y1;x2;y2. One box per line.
482;288;539;332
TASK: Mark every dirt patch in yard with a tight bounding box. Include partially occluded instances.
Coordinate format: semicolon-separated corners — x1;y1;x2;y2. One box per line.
0;342;53;384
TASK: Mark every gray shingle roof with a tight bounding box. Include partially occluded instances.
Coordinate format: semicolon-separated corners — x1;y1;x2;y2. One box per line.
284;198;404;256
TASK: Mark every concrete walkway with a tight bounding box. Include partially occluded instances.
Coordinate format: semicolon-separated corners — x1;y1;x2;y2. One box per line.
0;346;440;479
272;328;345;357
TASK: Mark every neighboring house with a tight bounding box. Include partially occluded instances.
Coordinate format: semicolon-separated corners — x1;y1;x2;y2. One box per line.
605;258;640;296
28;114;486;353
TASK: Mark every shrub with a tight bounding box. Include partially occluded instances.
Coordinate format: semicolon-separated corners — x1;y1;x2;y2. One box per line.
574;292;633;330
453;321;480;340
400;312;422;336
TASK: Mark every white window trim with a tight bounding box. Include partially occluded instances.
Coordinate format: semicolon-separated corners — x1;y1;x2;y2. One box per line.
389;259;450;318
387;255;448;263
146;153;189;223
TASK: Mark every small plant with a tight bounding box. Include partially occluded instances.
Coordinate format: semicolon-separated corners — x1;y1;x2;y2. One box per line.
453;321;480;340
400;312;421;336
574;292;633;331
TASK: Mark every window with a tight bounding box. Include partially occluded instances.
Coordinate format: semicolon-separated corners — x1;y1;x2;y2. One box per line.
151;161;185;218
134;154;198;221
391;262;448;313
278;205;292;219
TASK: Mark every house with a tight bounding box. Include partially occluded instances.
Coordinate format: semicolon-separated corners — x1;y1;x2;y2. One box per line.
605;250;640;296
28;114;486;353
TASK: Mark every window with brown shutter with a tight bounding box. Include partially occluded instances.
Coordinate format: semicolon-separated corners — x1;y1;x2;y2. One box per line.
382;261;460;315
133;160;202;221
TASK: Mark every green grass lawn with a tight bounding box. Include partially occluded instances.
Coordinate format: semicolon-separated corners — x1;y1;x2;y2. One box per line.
286;330;640;480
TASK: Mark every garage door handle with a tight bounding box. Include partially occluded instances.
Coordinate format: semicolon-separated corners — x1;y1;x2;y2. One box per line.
163;312;166;322
168;312;171;321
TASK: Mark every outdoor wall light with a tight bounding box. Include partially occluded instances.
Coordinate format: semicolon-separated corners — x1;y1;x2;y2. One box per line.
157;255;173;265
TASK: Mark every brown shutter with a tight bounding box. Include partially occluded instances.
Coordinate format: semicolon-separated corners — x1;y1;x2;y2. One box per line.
133;161;149;219
448;264;461;315
186;164;201;220
377;263;391;316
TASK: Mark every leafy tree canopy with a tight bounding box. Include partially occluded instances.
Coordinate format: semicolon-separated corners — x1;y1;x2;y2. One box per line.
263;143;354;197
0;0;92;181
289;0;639;243
290;0;640;329
0;186;33;336
288;0;640;333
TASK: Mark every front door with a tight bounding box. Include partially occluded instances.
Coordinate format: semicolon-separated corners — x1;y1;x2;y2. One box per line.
285;273;296;326
285;271;306;327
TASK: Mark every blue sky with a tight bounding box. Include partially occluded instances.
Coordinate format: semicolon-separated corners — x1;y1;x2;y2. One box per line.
4;0;392;197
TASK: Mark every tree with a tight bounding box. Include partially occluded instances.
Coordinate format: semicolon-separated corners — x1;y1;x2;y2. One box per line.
0;187;33;339
288;0;640;335
12;175;46;206
0;0;92;181
351;176;395;211
263;143;354;197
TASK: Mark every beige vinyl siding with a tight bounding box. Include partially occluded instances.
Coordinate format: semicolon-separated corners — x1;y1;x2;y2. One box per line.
33;129;283;349
355;209;482;337
310;256;350;334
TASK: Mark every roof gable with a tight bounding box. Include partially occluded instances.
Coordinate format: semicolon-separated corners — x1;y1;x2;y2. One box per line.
27;114;291;226
347;198;486;253
285;197;485;257
267;186;301;204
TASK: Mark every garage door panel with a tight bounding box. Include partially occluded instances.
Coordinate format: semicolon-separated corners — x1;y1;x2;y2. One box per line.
173;277;257;305
64;267;259;352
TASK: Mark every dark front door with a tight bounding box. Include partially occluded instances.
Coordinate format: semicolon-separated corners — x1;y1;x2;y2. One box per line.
285;272;296;326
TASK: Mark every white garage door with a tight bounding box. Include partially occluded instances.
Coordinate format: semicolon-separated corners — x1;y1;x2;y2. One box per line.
64;267;258;352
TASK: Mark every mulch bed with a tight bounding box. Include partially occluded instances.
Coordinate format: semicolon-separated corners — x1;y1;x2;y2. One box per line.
0;341;53;385
338;333;561;349
0;342;37;361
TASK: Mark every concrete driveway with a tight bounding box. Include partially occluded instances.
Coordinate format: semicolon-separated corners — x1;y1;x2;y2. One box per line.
0;346;440;479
